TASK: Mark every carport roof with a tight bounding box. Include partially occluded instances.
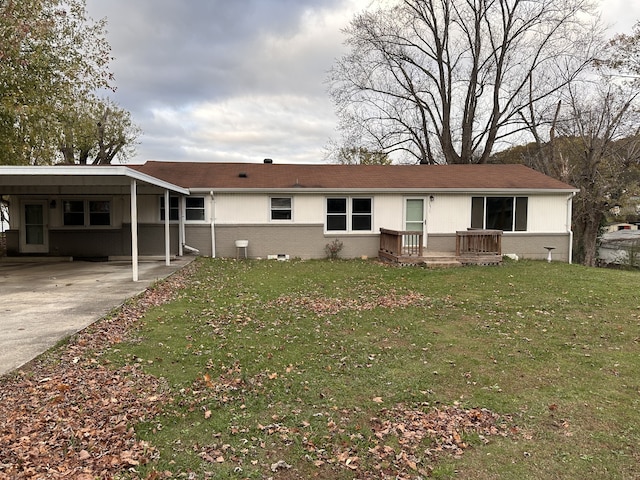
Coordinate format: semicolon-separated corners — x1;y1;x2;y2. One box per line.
0;165;189;194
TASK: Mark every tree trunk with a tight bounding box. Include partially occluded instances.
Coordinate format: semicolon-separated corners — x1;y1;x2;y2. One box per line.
580;218;601;267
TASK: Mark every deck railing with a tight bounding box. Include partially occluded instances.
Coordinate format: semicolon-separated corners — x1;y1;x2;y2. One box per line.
379;228;424;257
455;229;502;256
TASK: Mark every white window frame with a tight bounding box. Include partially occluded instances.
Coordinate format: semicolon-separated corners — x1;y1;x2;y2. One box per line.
62;198;112;228
160;195;206;223
270;196;293;221
325;196;373;233
185;196;206;221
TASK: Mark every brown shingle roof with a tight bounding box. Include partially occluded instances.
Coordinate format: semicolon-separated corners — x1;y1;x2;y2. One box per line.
130;161;577;191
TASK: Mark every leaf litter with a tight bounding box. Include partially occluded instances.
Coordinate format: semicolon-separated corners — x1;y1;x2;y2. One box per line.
0;263;196;479
0;260;514;478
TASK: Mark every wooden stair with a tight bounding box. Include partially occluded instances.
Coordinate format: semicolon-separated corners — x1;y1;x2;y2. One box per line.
378;230;502;267
421;252;462;268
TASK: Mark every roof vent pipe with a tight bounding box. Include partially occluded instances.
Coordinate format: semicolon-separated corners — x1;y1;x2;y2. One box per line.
263;158;273;164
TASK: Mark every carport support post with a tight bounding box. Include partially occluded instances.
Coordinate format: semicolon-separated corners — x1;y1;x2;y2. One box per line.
164;189;170;266
131;179;139;282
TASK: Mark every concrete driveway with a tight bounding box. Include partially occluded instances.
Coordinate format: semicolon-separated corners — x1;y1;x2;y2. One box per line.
0;257;193;377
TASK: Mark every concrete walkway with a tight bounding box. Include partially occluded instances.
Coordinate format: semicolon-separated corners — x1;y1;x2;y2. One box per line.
0;257;193;377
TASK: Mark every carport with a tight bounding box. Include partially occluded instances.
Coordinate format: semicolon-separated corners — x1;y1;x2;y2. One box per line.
0;166;190;281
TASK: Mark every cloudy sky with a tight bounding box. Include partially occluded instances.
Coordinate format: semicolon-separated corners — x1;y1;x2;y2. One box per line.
84;0;640;165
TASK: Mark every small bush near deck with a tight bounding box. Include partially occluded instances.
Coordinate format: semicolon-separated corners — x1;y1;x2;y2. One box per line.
324;238;344;259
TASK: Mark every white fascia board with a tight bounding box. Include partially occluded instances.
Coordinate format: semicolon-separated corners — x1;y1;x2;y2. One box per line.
125;169;190;195
0;165;126;176
199;187;579;195
0;165;189;195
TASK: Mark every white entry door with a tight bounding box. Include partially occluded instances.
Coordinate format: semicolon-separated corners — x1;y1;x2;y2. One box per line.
404;198;426;247
21;201;48;253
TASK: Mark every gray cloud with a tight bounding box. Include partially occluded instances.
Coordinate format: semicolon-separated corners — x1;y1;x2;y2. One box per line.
84;0;634;165
91;0;346;105
85;0;360;163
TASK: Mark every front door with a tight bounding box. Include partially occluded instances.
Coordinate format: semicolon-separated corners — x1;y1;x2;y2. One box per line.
404;198;426;248
21;201;48;253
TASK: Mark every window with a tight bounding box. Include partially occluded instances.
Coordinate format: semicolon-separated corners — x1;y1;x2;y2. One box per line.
327;198;347;231
185;197;205;221
471;196;528;232
63;200;111;226
326;197;372;232
160;196;205;221
160;196;179;221
63;200;85;226
89;201;111;226
271;197;292;220
514;197;528;231
351;198;372;231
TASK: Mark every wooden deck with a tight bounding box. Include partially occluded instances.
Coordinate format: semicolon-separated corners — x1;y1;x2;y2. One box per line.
378;229;502;267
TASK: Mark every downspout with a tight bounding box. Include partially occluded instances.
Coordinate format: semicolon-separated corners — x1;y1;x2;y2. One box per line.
178;195;184;256
164;189;170;266
179;194;201;255
210;191;216;258
567;192;576;264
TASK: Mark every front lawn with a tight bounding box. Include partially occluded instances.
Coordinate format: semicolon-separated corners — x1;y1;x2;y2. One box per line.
2;257;639;479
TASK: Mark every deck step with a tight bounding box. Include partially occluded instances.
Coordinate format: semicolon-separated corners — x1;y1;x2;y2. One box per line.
423;259;462;268
378;250;501;267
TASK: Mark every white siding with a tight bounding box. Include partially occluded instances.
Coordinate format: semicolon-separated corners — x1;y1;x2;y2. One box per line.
214;193;268;224
427;194;471;233
293;196;323;223
426;193;570;234
214;193;405;230
211;191;570;234
132;195;158;223
373;194;404;231
12;194;128;228
527;195;570;233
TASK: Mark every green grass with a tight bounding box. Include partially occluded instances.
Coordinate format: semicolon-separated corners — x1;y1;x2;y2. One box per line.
105;258;640;479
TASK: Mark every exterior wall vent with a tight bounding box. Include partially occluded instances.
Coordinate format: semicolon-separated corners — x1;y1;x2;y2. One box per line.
238;172;247;178
268;254;289;261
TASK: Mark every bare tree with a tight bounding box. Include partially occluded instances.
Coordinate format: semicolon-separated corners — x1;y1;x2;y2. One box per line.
329;0;601;164
511;20;640;267
334;146;392;165
558;83;640;266
517;76;640;266
58;97;141;165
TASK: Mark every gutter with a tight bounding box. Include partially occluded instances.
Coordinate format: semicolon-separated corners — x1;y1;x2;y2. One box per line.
189;187;580;195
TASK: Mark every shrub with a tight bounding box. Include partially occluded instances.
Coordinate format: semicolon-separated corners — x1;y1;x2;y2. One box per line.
324;238;343;260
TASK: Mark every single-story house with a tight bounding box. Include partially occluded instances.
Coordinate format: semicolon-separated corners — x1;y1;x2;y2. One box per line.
0;161;578;276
